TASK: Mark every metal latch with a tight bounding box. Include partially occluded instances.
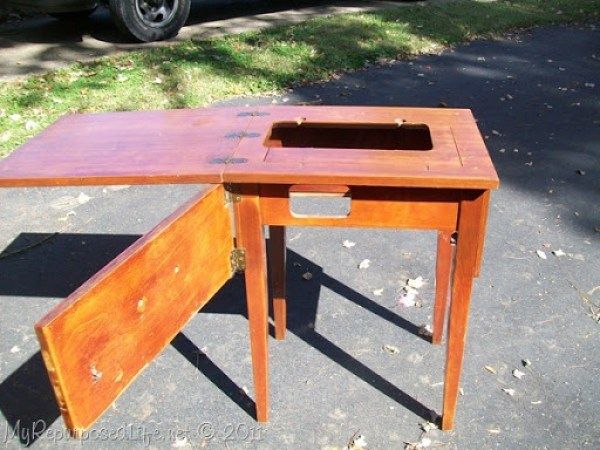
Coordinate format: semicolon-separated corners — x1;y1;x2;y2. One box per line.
230;248;246;272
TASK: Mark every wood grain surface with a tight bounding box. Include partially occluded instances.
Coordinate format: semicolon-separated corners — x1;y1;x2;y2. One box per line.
0;106;499;190
35;184;234;434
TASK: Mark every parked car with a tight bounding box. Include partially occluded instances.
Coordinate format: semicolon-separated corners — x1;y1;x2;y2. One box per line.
6;0;191;42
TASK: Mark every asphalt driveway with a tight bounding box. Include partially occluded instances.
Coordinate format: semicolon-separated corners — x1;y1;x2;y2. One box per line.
0;24;598;449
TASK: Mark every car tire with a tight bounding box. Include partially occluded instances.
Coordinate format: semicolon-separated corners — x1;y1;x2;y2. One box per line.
50;7;97;21
109;0;190;42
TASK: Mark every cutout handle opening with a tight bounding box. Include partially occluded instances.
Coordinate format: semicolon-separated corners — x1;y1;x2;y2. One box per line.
289;185;351;218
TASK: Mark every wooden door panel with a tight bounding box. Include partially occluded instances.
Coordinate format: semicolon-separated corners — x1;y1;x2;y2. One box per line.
35;184;233;435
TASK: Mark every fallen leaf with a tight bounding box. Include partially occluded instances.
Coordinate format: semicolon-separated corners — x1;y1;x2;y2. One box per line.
345;434;367;450
373;288;384;296
536;250;547;260
105;185;131;191
0;130;11;143
343;239;356;248
77;192;92;205
420;422;437;432
502;388;516;396
512;369;525;379
407;276;425;289
383;344;400;355
396;290;417;308
57;211;76;222
484;365;497;374
24;120;39;131
358;259;371;269
405;436;432;450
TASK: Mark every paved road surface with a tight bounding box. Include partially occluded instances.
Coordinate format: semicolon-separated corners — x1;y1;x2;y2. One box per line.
0;24;598;449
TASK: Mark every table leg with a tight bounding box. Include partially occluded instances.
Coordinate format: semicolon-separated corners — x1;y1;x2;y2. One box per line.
235;185;269;422
441;191;487;430
432;230;453;345
474;190;490;278
267;225;287;340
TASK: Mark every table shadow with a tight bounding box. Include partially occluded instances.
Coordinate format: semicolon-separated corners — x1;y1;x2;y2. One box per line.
0;232;436;446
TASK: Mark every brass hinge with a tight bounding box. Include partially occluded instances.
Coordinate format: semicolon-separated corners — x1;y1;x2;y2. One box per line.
230;248;246;272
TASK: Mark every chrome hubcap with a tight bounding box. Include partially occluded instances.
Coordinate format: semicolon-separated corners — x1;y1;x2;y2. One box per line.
135;0;177;27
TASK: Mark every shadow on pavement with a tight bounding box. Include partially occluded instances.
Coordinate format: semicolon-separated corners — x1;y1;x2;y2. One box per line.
0;232;435;444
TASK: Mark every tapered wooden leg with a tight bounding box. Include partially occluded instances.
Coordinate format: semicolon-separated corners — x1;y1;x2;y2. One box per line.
234;185;269;423
473;190;490;278
442;191;487;430
432;230;453;345
267;225;287;340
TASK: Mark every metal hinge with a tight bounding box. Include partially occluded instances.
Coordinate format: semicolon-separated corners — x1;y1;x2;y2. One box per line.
230;248;246;272
224;184;241;204
209;157;248;165
237;111;270;117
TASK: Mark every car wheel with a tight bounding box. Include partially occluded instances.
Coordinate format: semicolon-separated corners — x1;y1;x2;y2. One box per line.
109;0;190;42
50;7;97;21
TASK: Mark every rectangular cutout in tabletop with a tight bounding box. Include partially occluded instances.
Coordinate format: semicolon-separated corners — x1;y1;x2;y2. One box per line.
265;122;433;151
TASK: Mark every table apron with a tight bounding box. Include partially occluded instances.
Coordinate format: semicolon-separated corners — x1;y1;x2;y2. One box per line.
256;184;468;231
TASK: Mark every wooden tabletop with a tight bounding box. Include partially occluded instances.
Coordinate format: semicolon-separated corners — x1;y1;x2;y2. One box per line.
0;106;498;189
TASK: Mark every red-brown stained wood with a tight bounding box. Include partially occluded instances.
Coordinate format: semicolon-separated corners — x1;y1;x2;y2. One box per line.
228;106;499;189
260;185;460;231
267;226;286;340
432;231;453;345
0;106;499;191
474;190;491;278
1;105;499;433
35;184;234;435
234;184;270;422
0;109;250;187
442;190;487;430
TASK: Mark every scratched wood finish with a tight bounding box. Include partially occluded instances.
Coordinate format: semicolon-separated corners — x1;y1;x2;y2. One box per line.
35;184;233;434
0;106;499;190
260;185;460;231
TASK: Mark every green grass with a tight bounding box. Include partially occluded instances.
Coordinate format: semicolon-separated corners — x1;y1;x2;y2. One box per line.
0;0;598;155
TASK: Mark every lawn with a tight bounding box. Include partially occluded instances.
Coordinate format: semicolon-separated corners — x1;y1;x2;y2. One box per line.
0;0;598;156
